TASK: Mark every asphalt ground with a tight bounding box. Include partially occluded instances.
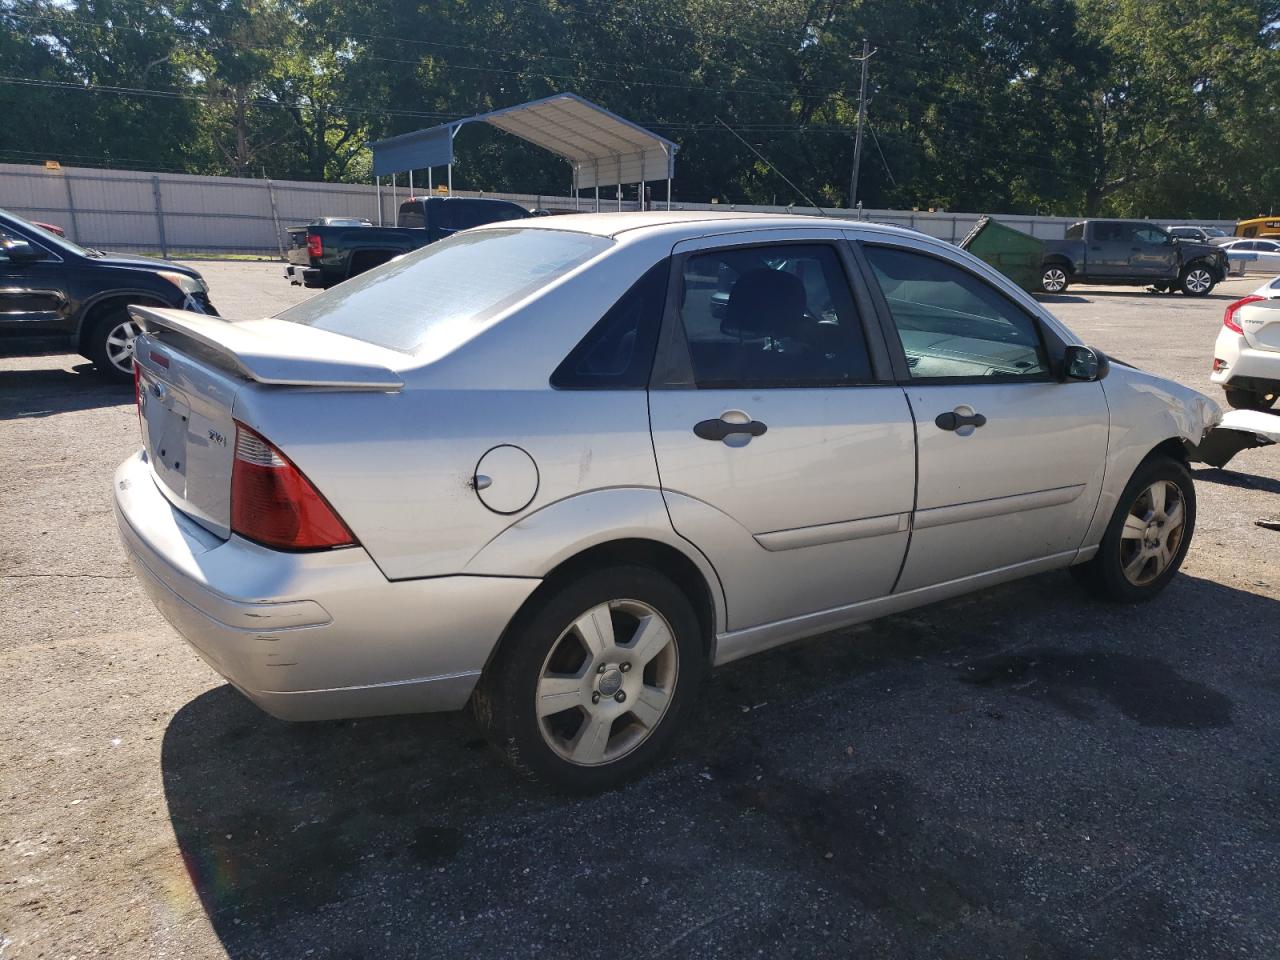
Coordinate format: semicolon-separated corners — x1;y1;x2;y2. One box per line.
1;265;1277;959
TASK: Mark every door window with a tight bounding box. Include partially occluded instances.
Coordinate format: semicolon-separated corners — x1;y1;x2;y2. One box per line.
863;245;1049;380
1133;226;1170;245
1094;222;1126;242
676;243;873;387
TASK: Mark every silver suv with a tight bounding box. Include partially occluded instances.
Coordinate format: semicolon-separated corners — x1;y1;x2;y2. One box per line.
116;213;1222;791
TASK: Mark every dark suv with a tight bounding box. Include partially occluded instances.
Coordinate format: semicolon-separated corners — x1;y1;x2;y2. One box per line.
0;208;216;380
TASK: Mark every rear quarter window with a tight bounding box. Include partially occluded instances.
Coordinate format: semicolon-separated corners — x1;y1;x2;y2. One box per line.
276;228;612;353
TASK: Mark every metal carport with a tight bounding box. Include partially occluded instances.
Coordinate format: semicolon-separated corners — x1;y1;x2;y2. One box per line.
367;92;678;216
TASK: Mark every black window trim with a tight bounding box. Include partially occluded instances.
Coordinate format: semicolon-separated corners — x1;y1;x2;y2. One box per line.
649;236;895;391
550;257;671;391
851;239;1067;386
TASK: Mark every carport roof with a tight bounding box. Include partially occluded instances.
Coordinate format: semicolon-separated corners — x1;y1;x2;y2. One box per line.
368;93;678;189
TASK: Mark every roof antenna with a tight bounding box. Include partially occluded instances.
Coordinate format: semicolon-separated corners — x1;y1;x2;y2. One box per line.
715;116;828;217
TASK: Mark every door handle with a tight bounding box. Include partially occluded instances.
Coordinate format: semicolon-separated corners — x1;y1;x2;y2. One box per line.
935;410;987;431
693;417;768;441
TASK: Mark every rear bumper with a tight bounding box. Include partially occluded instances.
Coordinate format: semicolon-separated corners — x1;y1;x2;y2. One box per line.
284;264;326;288
113;451;539;720
1211;329;1280;389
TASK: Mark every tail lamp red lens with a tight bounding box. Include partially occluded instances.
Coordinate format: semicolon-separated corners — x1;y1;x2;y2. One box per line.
230;423;355;551
307;233;323;258
1223;295;1263;334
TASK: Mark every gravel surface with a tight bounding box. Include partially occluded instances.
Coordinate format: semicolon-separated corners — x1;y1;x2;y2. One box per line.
1;265;1277;959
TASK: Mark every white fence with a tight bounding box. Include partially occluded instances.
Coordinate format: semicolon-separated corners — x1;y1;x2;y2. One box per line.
0;162;1235;257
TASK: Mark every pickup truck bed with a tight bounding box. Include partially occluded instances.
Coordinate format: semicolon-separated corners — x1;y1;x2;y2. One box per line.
286;196;531;289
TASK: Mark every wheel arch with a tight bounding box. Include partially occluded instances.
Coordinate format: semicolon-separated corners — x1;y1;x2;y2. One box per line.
75;291;168;350
477;532;724;675
1041;255;1074;273
345;247;402;278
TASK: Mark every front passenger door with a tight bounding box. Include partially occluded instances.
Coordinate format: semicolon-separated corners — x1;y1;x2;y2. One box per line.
1129;225;1178;277
858;241;1109;592
0;231;68;332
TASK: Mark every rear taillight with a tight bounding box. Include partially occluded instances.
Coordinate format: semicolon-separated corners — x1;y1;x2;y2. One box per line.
1224;295;1263;334
230;422;355;551
307;233;323;258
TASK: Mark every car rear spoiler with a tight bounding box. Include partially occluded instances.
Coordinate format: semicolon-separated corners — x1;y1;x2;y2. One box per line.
129;305;404;391
1187;409;1280;468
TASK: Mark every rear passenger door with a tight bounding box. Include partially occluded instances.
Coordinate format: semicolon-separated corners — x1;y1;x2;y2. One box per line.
648;231;916;632
1087;221;1132;276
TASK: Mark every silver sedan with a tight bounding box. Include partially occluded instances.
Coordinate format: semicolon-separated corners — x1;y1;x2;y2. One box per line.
115;213;1224;791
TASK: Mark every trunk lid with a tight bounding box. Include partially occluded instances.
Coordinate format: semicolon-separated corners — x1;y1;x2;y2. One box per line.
130;306;404;539
1240;297;1280;353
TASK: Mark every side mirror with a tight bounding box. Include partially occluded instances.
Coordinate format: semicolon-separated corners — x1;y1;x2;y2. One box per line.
1064;345;1109;382
3;239;46;263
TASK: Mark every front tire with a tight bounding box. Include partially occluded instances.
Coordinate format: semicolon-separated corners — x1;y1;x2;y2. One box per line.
1071;456;1195;602
1223;386;1278;411
1041;264;1070;294
85;305;142;381
1179;264;1215;297
473;567;705;792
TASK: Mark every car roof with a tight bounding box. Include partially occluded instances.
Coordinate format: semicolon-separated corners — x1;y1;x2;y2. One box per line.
471;210;932;244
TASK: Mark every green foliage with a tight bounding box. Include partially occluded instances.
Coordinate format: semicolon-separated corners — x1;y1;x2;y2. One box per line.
1;0;1276;217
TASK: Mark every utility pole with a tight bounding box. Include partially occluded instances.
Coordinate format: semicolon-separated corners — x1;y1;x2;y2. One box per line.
849;38;876;210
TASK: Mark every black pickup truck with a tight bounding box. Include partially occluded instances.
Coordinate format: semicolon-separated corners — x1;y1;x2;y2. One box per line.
1039;219;1228;296
285;196;531;289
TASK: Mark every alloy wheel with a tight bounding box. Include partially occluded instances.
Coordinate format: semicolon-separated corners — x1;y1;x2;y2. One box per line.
1118;480;1186;586
1042;268;1067;293
535;599;679;766
104;318;142;375
1184;268;1212;294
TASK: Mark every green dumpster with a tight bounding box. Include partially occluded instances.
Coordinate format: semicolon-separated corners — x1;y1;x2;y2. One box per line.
959;216;1045;293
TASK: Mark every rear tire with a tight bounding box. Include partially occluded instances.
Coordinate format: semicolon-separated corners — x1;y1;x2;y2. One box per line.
1179;264;1215;297
1071;456;1195;603
85;305;142;381
473;566;705;793
1040;264;1070;294
1223;386;1278;411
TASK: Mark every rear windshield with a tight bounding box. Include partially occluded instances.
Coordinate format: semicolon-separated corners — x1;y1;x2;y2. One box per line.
277;228;611;353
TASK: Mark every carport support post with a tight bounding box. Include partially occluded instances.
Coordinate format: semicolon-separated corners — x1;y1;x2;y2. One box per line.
150;175;168;259
616;156;622;212
661;144;672;211
375;176;382;224
593;160;599;212
408;170;413;196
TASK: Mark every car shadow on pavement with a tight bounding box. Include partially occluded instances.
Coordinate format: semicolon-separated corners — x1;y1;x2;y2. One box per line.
160;570;1280;959
1193;466;1280;496
0;364;130;420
